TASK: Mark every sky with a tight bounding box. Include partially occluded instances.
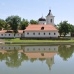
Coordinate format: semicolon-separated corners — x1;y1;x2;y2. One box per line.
0;0;74;24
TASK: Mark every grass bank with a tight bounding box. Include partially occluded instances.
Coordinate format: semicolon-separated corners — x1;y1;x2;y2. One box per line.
3;38;74;45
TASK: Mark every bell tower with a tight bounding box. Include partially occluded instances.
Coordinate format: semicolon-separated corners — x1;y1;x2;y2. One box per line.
46;9;55;25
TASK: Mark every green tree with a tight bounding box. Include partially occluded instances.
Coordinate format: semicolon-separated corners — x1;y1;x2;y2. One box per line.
58;21;71;36
20;19;29;30
6;15;21;33
69;25;74;36
3;23;11;31
30;19;38;24
0;19;6;30
70;25;74;32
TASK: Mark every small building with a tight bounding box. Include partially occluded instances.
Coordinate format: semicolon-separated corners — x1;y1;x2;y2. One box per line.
0;30;23;38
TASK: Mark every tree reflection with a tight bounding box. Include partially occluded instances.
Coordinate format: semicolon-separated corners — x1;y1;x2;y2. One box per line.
30;58;37;62
0;50;28;68
58;45;74;61
5;50;22;68
0;52;8;61
39;58;45;61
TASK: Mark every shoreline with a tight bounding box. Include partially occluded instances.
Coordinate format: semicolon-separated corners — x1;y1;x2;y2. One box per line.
4;41;74;45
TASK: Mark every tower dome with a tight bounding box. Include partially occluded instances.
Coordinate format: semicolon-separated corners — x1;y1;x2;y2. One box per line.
38;17;46;21
38;16;46;24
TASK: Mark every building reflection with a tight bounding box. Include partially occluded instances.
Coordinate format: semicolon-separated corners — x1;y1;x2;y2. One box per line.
0;45;58;69
23;46;58;70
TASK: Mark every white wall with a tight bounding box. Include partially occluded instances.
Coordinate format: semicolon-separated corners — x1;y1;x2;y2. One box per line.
0;31;59;38
24;31;59;38
14;33;22;38
38;21;46;24
0;33;22;38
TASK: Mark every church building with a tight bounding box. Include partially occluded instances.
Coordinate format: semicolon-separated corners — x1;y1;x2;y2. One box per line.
24;9;59;38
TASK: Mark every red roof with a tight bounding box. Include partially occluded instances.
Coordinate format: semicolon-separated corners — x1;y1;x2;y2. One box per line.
0;30;24;33
25;24;58;31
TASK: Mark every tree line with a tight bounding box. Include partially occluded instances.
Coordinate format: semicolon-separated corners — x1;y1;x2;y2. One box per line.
0;15;38;33
0;15;74;36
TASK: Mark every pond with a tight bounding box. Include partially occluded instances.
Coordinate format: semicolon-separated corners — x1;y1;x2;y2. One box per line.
0;44;74;74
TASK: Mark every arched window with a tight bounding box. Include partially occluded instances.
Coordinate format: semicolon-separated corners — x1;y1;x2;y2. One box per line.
50;19;52;23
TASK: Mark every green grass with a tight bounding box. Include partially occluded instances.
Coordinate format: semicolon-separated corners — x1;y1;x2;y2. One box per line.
2;38;74;45
4;38;74;43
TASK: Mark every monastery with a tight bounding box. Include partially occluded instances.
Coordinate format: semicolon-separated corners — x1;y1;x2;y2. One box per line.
0;9;70;38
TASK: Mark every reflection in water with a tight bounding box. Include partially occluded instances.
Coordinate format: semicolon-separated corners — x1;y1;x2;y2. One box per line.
58;45;74;61
0;45;74;70
0;45;58;69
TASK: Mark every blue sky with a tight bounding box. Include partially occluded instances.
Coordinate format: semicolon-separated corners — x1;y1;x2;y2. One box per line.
0;0;74;24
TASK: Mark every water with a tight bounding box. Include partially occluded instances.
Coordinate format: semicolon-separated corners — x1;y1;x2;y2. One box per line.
0;45;74;74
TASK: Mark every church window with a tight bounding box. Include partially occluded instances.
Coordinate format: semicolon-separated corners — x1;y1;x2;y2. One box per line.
1;34;3;36
33;33;35;35
44;33;45;35
9;34;10;36
50;19;52;23
54;33;56;35
38;33;40;35
27;32;29;35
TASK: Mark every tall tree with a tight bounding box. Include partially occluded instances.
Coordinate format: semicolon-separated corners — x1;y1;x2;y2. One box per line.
20;19;29;30
0;19;6;30
58;21;71;36
6;15;21;33
30;19;38;24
